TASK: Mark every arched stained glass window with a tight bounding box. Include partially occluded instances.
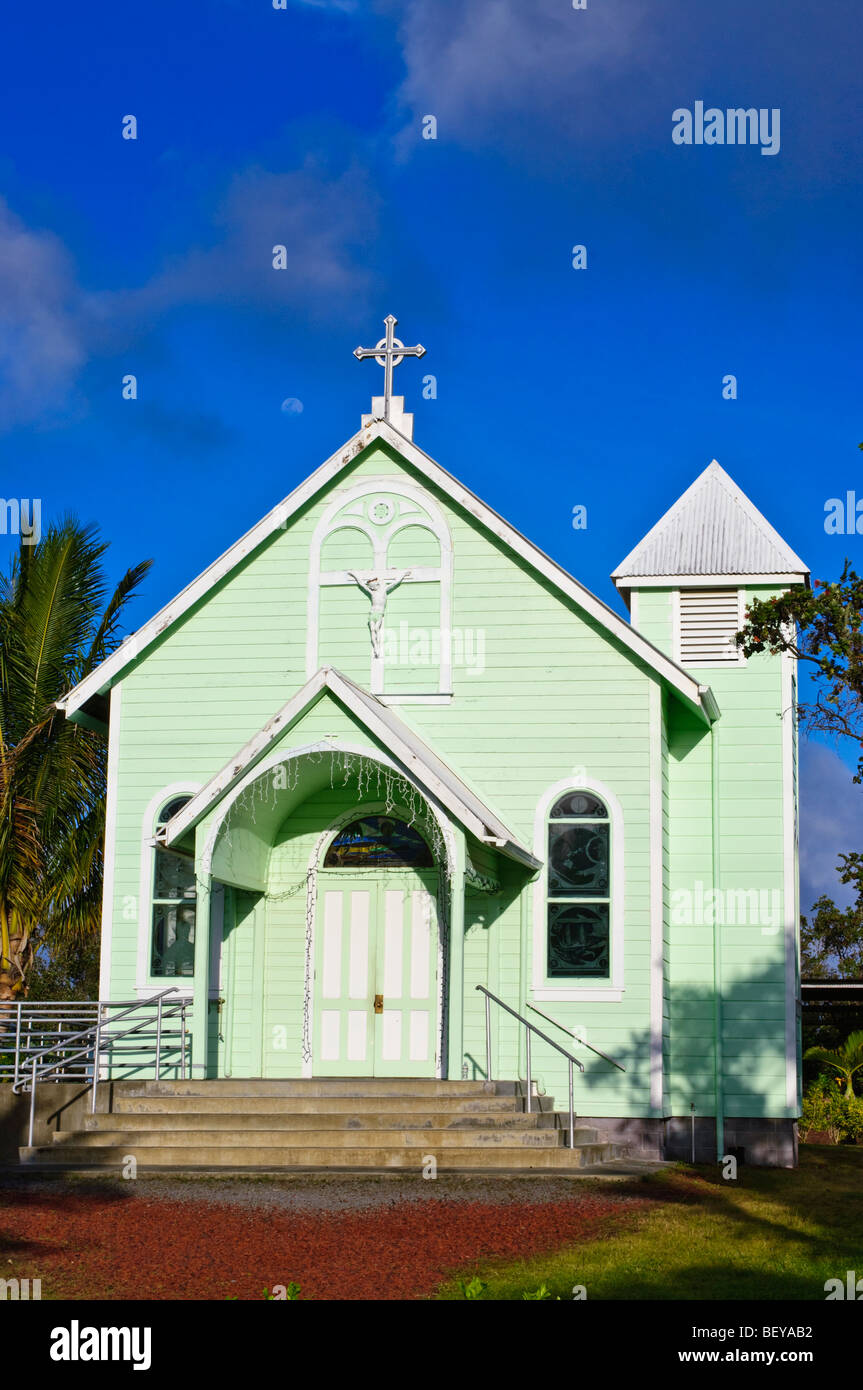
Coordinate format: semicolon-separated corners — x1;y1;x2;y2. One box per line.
324;815;433;869
546;792;610;979
150;797;196;979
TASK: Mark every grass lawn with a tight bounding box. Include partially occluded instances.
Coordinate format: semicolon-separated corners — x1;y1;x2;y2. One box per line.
436;1145;863;1300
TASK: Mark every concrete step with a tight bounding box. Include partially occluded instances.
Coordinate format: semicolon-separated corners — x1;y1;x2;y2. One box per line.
20;1142;623;1170
84;1111;575;1134
122;1079;517;1099
51;1126;566;1149
111;1094;554;1116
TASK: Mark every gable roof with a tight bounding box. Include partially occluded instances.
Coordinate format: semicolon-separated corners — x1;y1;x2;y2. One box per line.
161;666;540;870
612;459;810;589
56;417;717;726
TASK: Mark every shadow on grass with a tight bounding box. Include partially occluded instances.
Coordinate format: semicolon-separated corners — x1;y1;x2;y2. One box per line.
437;1147;863;1301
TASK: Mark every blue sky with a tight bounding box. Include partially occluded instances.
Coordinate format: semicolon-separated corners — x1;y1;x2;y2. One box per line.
1;0;861;909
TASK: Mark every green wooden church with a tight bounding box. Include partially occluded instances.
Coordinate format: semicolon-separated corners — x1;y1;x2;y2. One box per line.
56;317;809;1167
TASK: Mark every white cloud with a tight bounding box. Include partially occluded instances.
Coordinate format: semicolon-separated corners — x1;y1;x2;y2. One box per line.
386;0;653;148
799;740;863;913
0;160;378;431
290;0;358;10
117;161;379;321
0;199;90;429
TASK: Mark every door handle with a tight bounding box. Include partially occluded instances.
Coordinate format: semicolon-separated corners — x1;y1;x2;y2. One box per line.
373;994;384;1014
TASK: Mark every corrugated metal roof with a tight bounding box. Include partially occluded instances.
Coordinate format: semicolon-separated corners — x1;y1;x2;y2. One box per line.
612;460;809;582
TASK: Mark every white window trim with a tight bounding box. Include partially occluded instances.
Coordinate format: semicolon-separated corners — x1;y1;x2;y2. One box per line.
306;476;454;698
136;782;202;998
532;777;625;1001
673;586;746;670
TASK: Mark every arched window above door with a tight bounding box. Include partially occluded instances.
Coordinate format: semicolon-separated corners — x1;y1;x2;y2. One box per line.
324;815;434;868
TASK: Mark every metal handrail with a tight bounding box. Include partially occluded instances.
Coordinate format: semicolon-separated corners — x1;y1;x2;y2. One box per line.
24;997;188;1090
476;985;583;1149
4;990;189;1148
526;1002;626;1072
9;988;180;1087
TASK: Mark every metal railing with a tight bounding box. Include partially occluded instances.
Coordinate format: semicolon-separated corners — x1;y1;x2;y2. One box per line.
526;1001;626;1072
0;990;190;1147
477;985;584;1148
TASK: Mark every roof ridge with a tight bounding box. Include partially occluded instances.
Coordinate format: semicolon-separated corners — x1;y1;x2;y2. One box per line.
56;419;715;725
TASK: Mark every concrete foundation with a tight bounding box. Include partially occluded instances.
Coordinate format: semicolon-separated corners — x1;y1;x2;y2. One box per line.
1;1084;798;1170
578;1115;798;1168
0;1083;95;1164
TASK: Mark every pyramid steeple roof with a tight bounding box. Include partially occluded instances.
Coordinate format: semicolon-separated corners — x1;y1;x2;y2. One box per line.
612;459;809;592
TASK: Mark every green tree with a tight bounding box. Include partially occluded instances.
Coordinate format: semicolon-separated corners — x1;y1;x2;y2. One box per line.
737;559;863;774
803;1030;863;1101
737;446;863;778
801;888;863;978
25;937;101;1002
0;518;150;999
738;442;863;904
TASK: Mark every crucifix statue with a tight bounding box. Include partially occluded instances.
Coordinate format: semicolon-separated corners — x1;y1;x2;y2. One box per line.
354;315;425;422
347;569;412;658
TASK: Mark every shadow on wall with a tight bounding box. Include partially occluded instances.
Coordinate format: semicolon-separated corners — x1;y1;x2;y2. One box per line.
475;956;799;1166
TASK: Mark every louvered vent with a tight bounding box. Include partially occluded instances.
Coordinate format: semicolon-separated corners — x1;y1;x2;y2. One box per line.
678;589;741;665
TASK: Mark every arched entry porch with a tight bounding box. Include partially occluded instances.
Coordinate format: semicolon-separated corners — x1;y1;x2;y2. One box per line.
193;744;457;1080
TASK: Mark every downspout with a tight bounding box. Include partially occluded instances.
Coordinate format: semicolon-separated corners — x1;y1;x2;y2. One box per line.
519;870;532;1090
711;722;724;1161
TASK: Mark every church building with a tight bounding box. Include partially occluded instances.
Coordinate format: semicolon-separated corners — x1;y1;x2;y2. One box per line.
58;317;809;1166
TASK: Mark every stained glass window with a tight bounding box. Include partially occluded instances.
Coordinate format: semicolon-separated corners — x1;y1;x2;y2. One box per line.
324;816;433;868
151;798;196;978
546;792;611;979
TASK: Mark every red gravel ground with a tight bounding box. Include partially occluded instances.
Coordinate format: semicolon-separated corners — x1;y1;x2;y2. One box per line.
0;1183;652;1300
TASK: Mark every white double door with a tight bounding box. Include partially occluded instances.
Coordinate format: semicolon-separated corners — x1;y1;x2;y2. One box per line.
313;869;439;1077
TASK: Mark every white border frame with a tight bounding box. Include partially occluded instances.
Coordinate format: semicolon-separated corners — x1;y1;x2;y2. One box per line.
531;776;625;1001
135;781;203;998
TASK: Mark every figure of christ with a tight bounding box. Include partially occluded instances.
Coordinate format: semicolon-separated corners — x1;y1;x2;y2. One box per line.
347;569;412;658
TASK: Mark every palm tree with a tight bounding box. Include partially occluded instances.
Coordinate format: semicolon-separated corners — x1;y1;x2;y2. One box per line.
0;518;150;999
804;1031;863;1101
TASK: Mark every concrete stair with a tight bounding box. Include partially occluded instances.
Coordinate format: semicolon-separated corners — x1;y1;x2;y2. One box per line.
19;1078;630;1173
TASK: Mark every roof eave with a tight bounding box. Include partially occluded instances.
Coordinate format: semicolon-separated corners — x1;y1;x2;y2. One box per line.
162;667;539;869
57;418;712;725
613;570;810;590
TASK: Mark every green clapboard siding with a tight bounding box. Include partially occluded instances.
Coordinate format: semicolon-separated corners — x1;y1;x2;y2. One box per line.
99;438;799;1127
